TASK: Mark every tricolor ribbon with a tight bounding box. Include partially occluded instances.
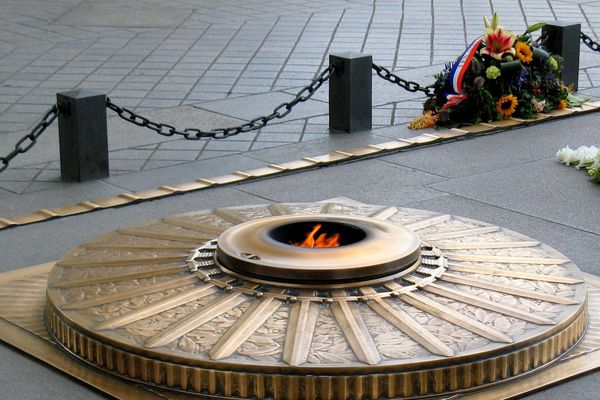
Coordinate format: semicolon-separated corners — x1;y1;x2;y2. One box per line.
443;36;484;110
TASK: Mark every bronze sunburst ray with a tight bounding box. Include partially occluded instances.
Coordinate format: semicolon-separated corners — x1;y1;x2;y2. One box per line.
446;263;583;284
321;203;337;214
51;265;187;289
282;294;320;366
162;216;226;236
58;255;184;268
61;275;198;310
213;208;249;225
433;241;539;250
95;284;218;330
210;296;283;360
117;227;210;243
360;287;454;357
83;242;195;251
420;226;499;241
404;214;451;231
331;290;381;365
399;292;513;343
145;292;247;348
441;272;579;305
269;203;293;215
424;283;556;325
445;253;569;265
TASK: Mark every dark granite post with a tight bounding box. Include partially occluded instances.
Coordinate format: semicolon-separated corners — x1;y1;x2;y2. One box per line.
329;52;372;133
543;21;581;91
57;89;109;182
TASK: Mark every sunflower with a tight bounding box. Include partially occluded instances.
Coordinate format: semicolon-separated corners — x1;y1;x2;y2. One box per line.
515;42;533;63
496;94;518;118
559;99;568;109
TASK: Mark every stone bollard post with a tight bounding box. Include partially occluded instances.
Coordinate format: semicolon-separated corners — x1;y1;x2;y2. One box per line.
542;21;580;91
57;89;109;182
329;52;372;133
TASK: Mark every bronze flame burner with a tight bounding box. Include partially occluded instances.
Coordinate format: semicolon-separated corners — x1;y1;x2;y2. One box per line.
44;201;588;400
215;214;421;284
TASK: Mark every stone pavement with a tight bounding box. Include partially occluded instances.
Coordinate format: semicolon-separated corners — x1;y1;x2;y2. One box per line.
1;0;600;399
1;0;600;202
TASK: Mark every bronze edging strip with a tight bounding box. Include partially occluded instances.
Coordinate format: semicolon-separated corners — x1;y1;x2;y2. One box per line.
1;103;599;231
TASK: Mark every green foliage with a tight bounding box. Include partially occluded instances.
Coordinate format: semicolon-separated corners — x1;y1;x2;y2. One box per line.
589;167;600;183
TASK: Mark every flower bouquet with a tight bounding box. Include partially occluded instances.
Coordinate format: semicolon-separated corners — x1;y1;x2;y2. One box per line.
557;145;600;183
409;13;577;129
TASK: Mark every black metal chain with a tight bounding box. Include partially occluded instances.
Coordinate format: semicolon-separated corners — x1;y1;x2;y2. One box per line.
534;32;548;46
581;31;600;52
106;66;333;140
0;104;59;174
372;63;435;97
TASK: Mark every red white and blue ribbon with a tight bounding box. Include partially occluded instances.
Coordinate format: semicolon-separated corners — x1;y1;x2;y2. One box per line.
443;36;483;109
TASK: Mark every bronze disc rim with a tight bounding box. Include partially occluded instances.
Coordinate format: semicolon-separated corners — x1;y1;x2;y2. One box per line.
215;214;421;284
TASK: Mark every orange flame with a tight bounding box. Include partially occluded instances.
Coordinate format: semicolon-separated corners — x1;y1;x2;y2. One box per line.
291;224;341;248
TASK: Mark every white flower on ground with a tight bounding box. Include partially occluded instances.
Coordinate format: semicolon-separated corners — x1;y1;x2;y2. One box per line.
589;152;600;170
556;146;579;165
575;145;599;169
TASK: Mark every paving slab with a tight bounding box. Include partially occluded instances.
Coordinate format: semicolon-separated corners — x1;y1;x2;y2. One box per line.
195;92;329;123
104;153;266;192
246;131;395;163
104;106;247;151
0;345;105;400
0;180;125;217
428;157;600;236
236;158;450;205
55;4;192;28
523;371;600;400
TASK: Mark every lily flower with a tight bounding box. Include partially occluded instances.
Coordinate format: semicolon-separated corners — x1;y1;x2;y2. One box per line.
480;13;516;60
484;13;500;30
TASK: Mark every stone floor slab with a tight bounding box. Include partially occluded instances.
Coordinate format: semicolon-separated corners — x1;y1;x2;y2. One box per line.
237;158;449;205
55;4;192;28
104;153;266;192
195;92;328;123
428;157;600;236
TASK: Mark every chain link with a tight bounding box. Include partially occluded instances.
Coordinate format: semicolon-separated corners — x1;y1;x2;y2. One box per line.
581;31;600;52
0;104;59;174
372;63;435;97
534;32;549;46
107;66;333;140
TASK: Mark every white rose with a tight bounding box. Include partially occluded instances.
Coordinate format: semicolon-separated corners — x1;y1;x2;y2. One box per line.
575;145;599;169
556;146;578;165
589;152;600;170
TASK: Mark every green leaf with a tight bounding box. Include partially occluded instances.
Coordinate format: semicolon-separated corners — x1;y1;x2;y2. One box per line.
524;22;546;34
567;93;589;107
589;168;600;183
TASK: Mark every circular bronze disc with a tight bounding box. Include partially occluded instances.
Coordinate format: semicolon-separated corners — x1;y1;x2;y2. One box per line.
216;214;421;283
45;201;587;399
